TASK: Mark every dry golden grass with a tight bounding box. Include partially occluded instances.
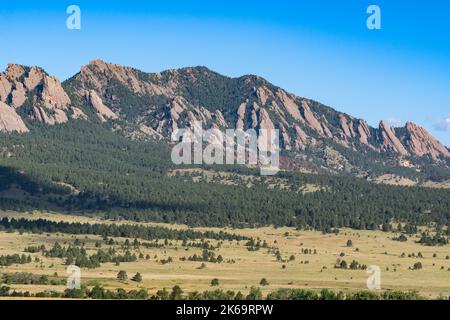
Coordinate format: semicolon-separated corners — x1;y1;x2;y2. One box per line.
372;174;418;187
0;211;449;299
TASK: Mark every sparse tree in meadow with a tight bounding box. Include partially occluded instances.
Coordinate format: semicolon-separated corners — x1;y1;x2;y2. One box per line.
117;270;128;281
412;262;423;270
132;272;142;282
259;278;269;286
211;278;220;287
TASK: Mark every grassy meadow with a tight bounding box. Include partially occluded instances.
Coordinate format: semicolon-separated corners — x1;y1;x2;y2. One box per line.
0;211;449;299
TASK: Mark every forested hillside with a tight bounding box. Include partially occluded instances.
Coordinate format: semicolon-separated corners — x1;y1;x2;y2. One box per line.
1;121;449;232
2;61;450;184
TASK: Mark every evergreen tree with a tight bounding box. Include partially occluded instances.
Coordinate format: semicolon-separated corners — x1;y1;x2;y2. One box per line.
211;278;220;287
117;270;128;281
131;272;142;283
259;278;269;286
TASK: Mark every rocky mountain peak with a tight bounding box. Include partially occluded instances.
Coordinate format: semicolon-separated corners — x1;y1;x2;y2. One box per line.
0;64;86;128
5;63;26;80
403;122;450;159
1;61;449;180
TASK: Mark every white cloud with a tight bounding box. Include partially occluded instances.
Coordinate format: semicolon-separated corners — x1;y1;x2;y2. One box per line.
435;117;450;131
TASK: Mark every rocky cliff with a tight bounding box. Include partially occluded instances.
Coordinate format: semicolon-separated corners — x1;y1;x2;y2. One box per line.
1;60;449;179
0;64;86;128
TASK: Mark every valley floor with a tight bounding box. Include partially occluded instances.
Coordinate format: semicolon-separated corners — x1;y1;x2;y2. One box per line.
0;211;449;299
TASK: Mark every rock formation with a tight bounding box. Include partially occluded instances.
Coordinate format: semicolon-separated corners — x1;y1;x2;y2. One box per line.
0;101;29;133
1;60;449;179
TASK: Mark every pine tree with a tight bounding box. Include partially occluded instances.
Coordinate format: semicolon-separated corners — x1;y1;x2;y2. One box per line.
131;272;142;282
211;278;220;286
117;270;128;281
259;278;269;286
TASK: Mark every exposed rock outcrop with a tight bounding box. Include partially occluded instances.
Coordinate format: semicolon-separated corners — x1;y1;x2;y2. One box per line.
214;110;227;127
0;64;80;125
41;76;71;110
71;61;449;165
2;64;28;108
78;59;174;96
1;60;449;182
294;126;315;150
378;121;409;155
0;101;29;133
339;114;355;139
24;66;45;91
88;90;118;122
236;102;247;130
0;74;12;102
403;122;450;159
276;90;302;121
357;120;372;146
280;124;292;150
300;100;325;136
71;107;88;120
256;86;272;106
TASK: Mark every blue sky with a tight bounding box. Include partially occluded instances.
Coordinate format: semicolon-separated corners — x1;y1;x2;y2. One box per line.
1;0;449;145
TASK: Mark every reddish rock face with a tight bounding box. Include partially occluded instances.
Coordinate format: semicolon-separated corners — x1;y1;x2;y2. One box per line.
339;114;354;139
357;120;371;146
276;90;303;122
0;64;85;126
88;90;118;122
67;60;450;162
403;122;450;159
379;121;409;155
0;101;29;133
1;61;449;173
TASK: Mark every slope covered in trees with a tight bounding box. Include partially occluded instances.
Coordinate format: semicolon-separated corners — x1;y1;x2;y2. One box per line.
1;122;450;231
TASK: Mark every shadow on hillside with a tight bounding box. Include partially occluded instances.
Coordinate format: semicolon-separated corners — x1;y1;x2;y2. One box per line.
0;165;208;217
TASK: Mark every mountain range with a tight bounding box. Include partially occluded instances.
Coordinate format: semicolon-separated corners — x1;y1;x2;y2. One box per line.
1;60;449;185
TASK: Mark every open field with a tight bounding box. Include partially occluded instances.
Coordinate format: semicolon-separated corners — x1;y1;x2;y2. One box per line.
0;211;449;299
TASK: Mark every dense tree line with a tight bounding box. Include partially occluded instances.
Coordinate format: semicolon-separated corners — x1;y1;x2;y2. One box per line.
0;254;32;267
0;218;248;241
417;233;449;246
0;284;439;300
1;273;59;285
